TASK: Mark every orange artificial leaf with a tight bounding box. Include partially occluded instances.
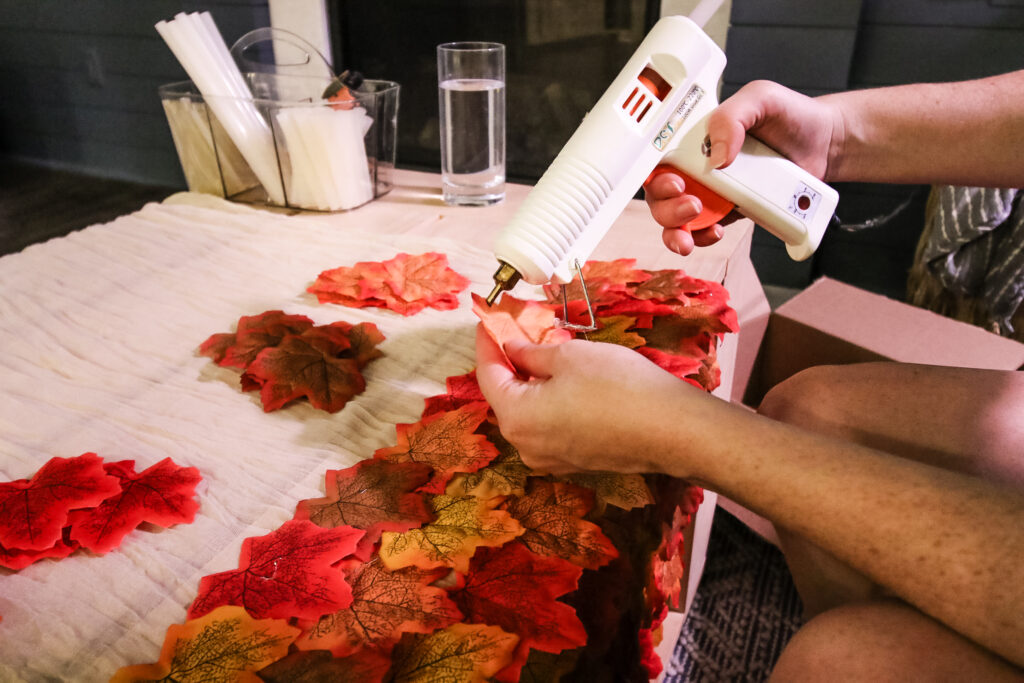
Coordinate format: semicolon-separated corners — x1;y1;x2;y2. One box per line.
557;471;654;510
188;520;364;621
583;315;646;349
543;258;650;305
257;648;391;683
500;480;618;570
445;428;531;499
378;494;523;573
295;459;434;561
472;293;572;369
374;402;499;494
386;623;519;683
421;371;486;418
296;557;461;656
308;252;470;316
110;605;298;683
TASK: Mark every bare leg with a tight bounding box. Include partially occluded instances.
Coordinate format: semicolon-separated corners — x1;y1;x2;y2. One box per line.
758;363;1024;615
768;599;1024;682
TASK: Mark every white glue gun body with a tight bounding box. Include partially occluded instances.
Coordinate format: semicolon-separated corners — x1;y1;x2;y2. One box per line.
488;15;838;298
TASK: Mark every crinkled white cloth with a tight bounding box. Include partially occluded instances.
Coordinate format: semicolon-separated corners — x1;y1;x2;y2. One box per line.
0;195;499;681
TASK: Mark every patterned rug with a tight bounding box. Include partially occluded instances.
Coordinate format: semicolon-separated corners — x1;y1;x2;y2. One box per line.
664;508;805;682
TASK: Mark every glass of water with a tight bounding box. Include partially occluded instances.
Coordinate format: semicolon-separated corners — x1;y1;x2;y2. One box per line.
437;41;506;206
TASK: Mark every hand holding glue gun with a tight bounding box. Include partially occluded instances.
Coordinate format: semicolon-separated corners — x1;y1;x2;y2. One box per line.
486;16;839;305
645;79;841;257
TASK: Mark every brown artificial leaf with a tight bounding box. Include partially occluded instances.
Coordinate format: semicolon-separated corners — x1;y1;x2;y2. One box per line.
385;623;519;683
295;459;434;561
519;648;581;683
557;471;654;510
582;315;646;349
445;428;531;499
374;402;499;494
296;557;461;656
110;605;298;683
378;494;523;573
257;649;391;683
244;335;365;413
198;310;315;369
499;480;618;570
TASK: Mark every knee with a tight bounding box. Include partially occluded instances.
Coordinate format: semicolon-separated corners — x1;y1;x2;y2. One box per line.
758;365;845;432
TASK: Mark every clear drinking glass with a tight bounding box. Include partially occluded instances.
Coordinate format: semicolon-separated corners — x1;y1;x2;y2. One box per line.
437;41;506;206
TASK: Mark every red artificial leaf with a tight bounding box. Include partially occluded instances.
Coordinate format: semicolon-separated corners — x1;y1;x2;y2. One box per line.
110;606;298;683
636;346;706;381
374;402;499;494
450;543;587;682
543;258;650;305
422;370;486;418
296;557;462;656
0;453;120;551
499;480;618;570
386;623;519;683
0;531;78;571
243;335;366;413
294;459;434;561
257;648;391;683
308;252;470;315
379;494;523;573
66;458;201;554
188;519;364;621
199;310;315;369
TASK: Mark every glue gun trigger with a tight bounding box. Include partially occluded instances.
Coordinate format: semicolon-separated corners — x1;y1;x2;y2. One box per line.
646;164;735;232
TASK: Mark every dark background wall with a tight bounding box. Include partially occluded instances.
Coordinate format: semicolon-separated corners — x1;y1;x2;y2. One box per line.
1;0;1022;297
0;1;270;187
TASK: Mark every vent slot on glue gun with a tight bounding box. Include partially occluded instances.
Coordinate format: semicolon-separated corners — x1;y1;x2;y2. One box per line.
621;65;671;124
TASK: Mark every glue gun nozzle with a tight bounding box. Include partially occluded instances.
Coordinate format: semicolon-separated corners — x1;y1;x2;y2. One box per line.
484;262;522;306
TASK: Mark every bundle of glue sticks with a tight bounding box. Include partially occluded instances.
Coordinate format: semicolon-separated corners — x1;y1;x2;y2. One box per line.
156;12;375;211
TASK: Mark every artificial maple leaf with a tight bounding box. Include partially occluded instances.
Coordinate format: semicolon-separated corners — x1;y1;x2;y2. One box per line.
499;479;618;570
378;494;523;573
66;458;201;554
636;346;706;381
472;293;573;370
385;623;519;683
519;648;581;683
243;335;366;413
296;557;462;656
543;258;650;305
374;402;499;494
421;371;486;418
445;428;531;499
651;549;686;611
450;543;587;682
188;519;363;621
198;310;315;369
0;453;120;551
257;648;391;683
581;315;646;349
0;532;78;571
110;605;298;683
557;471;654;510
308;252;470;315
294;459;434;561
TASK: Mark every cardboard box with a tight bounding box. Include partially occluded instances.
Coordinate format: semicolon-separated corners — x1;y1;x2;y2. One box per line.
719;275;1024;547
744;276;1024;408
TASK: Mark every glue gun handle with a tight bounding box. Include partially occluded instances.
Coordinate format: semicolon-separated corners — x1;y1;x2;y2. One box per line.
647;164;735;232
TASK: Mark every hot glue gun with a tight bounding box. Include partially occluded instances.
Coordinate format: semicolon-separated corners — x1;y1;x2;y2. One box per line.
485;15;839;308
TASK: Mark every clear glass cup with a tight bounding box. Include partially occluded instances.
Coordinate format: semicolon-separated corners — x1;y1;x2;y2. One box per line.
437;41;506;206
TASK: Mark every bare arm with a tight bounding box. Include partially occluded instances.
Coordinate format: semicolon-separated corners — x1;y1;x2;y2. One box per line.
822;71;1024;187
475;330;1024;667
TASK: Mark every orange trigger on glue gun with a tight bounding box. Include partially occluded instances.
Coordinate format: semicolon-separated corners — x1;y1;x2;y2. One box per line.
646;164;734;231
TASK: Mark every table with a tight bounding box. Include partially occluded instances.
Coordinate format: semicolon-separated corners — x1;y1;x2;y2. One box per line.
0;169;768;681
